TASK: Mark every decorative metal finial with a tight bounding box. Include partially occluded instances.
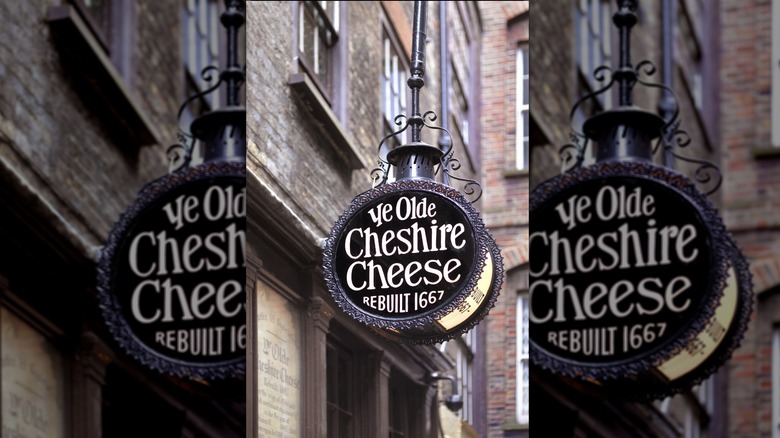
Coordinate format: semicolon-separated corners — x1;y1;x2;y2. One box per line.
372;0;482;202
168;0;246;171
558;0;722;195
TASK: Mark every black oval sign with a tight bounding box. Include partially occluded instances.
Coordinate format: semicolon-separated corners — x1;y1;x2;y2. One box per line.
335;190;477;319
324;179;502;344
530;161;730;379
98;161;245;380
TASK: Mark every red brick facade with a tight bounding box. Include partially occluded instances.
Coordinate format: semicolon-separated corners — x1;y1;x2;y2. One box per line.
480;2;529;437
720;0;780;436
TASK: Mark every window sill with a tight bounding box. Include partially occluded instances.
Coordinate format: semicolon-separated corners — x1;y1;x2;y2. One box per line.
501;420;529;431
752;146;780;159
46;5;160;148
502;167;529;178
288;73;364;170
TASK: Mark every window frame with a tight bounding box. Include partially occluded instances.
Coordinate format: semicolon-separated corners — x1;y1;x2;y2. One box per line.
71;0;135;89
380;23;410;151
575;0;612;111
294;1;342;106
772;0;780;146
326;338;356;438
447;1;482;169
516;44;529;170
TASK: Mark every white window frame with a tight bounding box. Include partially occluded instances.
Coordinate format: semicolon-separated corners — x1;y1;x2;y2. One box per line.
516;293;529;425
516;45;529;170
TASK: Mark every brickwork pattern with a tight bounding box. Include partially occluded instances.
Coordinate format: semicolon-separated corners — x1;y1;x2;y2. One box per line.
480;2;529;437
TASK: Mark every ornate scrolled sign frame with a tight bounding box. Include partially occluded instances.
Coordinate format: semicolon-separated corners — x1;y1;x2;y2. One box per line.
97;161;246;380
530;161;739;390
323;179;502;345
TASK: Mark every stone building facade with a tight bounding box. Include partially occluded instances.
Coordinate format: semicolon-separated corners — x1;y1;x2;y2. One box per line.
530;0;726;436
0;0;244;437
247;1;498;437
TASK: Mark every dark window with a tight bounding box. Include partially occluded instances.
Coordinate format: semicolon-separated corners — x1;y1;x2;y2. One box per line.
327;340;355;438
574;0;612;111
181;0;223;165
389;378;410;438
71;0;135;88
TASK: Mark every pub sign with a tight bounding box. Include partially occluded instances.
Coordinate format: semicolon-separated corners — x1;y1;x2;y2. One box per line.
98;161;246;380
324;179;502;344
530;161;751;399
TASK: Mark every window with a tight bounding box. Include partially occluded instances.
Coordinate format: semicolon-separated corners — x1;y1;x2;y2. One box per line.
575;0;612;121
72;0;135;87
447;2;481;168
516;293;530;425
327;340;354;438
440;329;477;425
297;1;340;102
678;0;705;111
182;0;222;165
381;26;408;151
516;45;529;170
183;0;221;111
389;372;420;438
655;377;714;438
389;384;409;438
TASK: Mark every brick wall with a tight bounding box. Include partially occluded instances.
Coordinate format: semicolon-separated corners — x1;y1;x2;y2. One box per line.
720;0;780;436
480;2;529;437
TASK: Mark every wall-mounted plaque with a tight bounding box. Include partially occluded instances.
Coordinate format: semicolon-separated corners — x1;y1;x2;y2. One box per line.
324;179;502;344
530;161;750;397
98;161;245;380
257;282;301;438
2;308;66;438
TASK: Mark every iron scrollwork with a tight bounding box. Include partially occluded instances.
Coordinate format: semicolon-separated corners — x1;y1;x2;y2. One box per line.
370;109;483;203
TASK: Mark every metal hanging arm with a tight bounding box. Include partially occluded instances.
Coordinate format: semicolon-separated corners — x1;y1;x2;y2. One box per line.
409;0;428;144
614;0;638;106
222;0;246;107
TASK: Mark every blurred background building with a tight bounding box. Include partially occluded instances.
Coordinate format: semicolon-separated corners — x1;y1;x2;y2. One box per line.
719;0;780;436
0;1;244;437
248;1;528;437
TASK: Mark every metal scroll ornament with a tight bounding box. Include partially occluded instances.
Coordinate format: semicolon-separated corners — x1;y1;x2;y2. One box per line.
322;0;502;344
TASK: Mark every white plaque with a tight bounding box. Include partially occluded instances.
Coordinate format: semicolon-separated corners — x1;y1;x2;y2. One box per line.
257;283;301;437
2;308;66;438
